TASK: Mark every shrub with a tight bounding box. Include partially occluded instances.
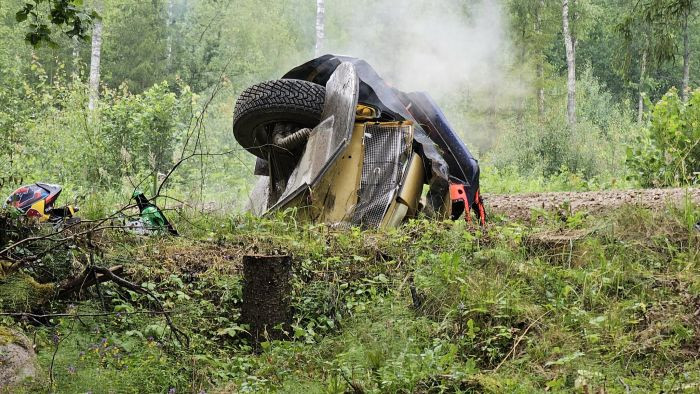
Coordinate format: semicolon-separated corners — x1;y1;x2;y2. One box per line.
627;88;700;187
98;82;193;193
486;66;637;189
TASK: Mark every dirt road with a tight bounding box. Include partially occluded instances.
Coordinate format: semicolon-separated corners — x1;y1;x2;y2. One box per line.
484;188;700;221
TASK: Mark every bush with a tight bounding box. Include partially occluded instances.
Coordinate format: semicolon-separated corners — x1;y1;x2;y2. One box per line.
98;82;193;193
0;62;194;204
627;88;700;187
486;66;638;190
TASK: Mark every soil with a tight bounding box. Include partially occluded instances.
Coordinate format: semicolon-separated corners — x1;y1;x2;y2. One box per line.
484;187;700;221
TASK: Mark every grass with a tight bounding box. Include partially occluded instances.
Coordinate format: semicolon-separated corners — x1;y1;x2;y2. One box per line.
2;199;699;393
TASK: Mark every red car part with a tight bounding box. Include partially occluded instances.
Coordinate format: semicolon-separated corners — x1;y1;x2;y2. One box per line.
449;183;485;226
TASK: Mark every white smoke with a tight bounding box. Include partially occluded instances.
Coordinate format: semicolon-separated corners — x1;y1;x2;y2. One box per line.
320;0;533;152
324;0;518;100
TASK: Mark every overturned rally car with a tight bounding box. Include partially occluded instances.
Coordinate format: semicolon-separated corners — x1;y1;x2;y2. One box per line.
233;55;485;228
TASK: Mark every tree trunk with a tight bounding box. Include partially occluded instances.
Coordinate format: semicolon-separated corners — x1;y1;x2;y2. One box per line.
315;0;325;57
240;255;292;345
166;0;174;70
536;63;545;119
536;0;545;119
88;1;103;111
638;48;647;123
516;35;526;131
682;9;690;102
72;37;80;76
562;0;576;125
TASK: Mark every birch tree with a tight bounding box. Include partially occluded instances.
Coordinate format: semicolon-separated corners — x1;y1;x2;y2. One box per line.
638;47;647;122
167;0;174;70
315;0;325;57
676;3;696;102
88;0;103;111
562;0;576;125
536;0;546;118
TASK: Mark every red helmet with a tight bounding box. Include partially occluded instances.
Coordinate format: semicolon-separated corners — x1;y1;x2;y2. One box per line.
4;183;62;214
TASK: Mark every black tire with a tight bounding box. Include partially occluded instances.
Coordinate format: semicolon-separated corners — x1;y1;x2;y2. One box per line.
233;79;325;159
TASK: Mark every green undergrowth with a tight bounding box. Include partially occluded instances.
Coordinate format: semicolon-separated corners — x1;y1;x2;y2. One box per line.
2;200;699;393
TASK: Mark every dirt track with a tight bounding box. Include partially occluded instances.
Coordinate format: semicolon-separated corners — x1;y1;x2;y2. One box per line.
484;188;700;221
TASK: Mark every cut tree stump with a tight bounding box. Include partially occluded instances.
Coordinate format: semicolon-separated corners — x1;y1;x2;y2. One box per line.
523;229;590;267
240;255;292;344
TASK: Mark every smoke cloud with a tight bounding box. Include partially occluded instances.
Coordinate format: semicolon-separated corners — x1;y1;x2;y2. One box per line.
327;1;515;93
324;0;524;150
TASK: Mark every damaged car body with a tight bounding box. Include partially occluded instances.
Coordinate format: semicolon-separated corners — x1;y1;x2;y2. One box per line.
233;55;485;228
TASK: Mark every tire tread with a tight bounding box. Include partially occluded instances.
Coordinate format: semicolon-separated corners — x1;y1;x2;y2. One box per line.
233;79;325;127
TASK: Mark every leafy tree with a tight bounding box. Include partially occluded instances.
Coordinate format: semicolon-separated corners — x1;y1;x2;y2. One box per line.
14;0;96;47
101;0;171;93
637;0;697;101
507;0;559;118
98;82;192;193
616;0;679;122
627;87;700;186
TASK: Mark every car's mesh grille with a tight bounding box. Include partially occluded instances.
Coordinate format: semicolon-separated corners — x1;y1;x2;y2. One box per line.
351;123;411;228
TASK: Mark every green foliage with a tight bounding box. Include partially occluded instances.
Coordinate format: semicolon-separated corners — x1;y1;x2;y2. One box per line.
0;61;193;199
0;272;55;312
14;0;96;47
98;82;192;192
1;0;699;392
101;1;171;93
487;66;638;187
2;0;698;203
2;204;695;393
628;87;700;186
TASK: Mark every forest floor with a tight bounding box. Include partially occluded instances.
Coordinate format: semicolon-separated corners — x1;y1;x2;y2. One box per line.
2;188;699;393
485;187;700;221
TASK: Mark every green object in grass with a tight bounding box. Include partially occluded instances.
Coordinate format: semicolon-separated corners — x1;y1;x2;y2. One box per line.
132;190;175;234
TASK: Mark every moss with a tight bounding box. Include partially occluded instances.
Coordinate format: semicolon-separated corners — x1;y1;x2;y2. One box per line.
0;326;30;348
0;325;15;345
0;260;13;278
0;273;55;313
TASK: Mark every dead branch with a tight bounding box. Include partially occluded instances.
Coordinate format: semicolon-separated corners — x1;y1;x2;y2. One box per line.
56;265;124;299
0;310;173;319
91;266;189;347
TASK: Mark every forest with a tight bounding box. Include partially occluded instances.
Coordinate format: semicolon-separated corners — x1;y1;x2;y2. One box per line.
0;0;699;392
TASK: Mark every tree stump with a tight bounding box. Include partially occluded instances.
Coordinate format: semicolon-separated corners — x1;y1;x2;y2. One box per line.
523;229;589;267
240;255;292;344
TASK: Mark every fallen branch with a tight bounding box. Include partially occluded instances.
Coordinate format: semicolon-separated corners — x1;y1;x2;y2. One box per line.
91;266;190;347
56;265;124;299
0;310;172;319
2;263;189;348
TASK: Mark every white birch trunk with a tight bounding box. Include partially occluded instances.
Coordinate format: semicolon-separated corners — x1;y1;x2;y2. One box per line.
638;48;647;123
562;0;576;125
167;0;174;69
536;0;545;119
315;0;325;57
88;1;103;111
72;37;80;76
682;10;690;102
